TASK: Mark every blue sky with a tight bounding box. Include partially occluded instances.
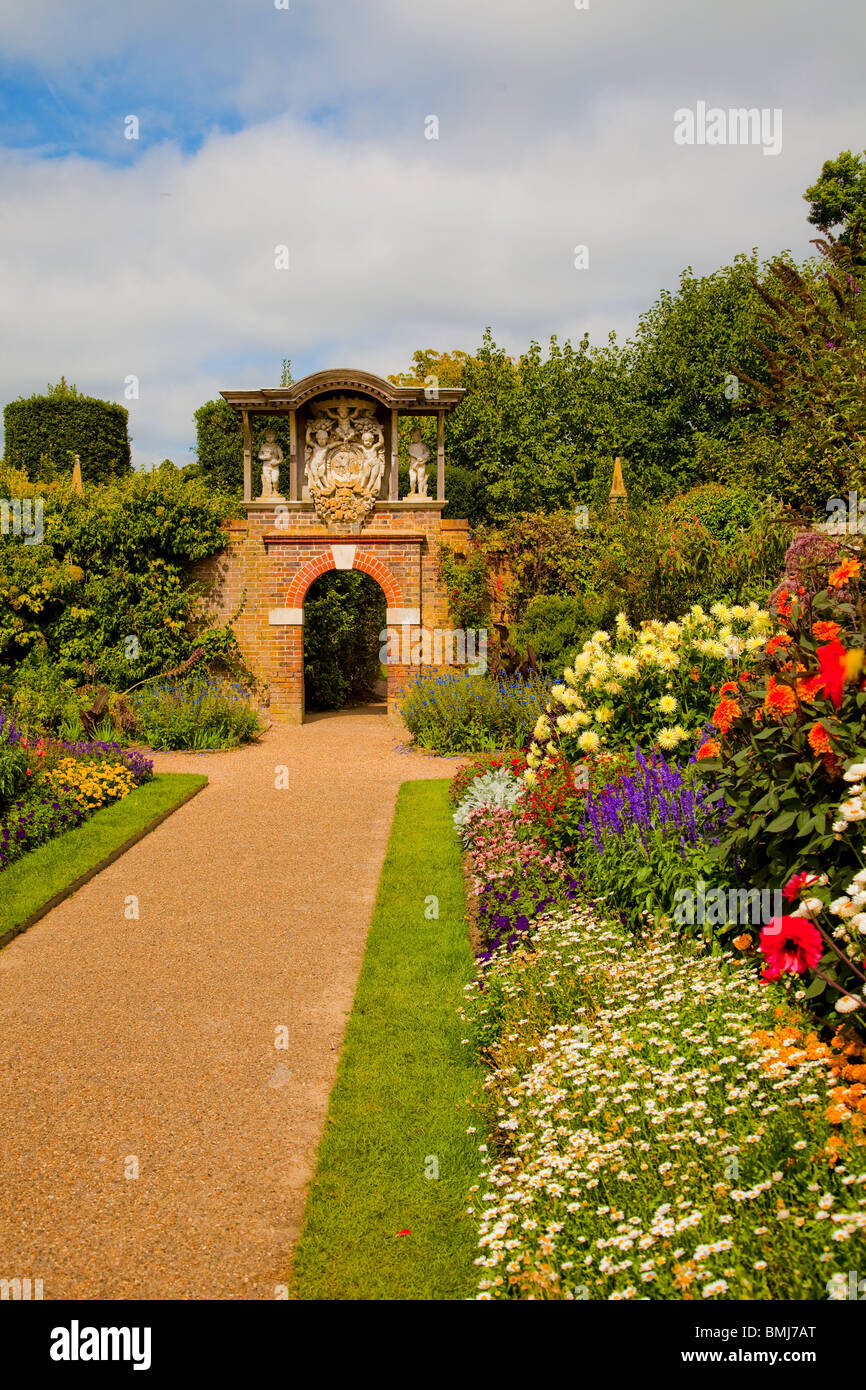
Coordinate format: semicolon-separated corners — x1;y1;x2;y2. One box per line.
0;0;864;468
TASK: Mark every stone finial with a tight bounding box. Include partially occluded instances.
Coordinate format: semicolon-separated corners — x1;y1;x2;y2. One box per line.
609;456;628;502
71;454;84;495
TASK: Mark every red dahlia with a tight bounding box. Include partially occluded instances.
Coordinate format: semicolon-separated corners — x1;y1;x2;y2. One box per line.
759;915;823;981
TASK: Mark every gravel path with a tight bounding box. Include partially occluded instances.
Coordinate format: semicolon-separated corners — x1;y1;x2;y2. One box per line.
0;708;462;1300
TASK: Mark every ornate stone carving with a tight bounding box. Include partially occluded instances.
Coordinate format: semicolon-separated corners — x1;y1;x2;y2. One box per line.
258;428;284;500
304;396;386;524
407;427;431;498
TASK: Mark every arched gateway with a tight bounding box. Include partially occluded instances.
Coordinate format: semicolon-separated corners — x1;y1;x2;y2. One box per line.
197;369;467;723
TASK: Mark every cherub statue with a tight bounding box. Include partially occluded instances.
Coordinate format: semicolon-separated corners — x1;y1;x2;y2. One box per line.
306;422;331;491
407;427;431;498
258;428;284;499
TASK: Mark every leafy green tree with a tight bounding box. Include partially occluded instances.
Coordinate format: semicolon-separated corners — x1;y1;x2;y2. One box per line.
805;150;866;245
618;254;778;499
736;229;866;502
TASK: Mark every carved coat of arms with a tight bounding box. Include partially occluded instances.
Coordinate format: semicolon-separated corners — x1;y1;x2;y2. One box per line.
305;397;386;525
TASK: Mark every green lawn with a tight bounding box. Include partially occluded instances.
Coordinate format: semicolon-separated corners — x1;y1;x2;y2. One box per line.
291;778;480;1301
0;773;207;946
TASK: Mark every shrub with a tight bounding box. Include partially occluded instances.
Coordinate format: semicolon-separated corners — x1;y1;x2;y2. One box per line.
524;602;772;774
0;656;82;734
0;466;237;692
129;678;261;750
452;767;525;835
516;594;614;675
0;708;29;813
193;399;292;498
399;670;547;755
436;544;489;630
4;379;131;484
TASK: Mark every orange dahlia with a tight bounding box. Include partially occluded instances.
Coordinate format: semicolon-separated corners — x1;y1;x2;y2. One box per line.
829;557;862;589
696;738;721;760
796;673;825;702
813;620;842;642
764;675;797;719
766;633;793;656
711;697;740;735
808;722;832;755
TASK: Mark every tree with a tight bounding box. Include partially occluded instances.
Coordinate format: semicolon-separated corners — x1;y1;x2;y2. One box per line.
736;228;866;505
805;150;866;245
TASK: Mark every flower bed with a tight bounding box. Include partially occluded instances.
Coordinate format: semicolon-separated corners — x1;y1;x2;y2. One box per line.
127;677;261;750
0;711;153;873
525;602;772;774
460;906;866;1300
399;670;547;755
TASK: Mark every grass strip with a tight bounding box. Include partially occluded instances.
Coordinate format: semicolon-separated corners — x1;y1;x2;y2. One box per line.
291;778;480;1301
0;773;207;946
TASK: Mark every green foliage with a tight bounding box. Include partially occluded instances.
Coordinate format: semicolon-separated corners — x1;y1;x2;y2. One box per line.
0;723;29;814
436;543;488;630
193;399;291;497
0;658;81;734
805;149;866;245
4;380;131;484
516;594;605;675
475;496;790;637
303;571;386;711
617;254;777;498
399;670;547;755
0;465;237;694
128;677;261;750
736;232;866;495
478;511;603;620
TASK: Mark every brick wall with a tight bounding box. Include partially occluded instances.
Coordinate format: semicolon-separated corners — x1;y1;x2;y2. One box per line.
192;501;466;722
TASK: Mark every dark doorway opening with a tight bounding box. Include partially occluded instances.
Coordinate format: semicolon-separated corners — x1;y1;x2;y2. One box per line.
303;570;387;712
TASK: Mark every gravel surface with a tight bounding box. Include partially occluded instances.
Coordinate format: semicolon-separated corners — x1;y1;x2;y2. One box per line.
0;707;462;1300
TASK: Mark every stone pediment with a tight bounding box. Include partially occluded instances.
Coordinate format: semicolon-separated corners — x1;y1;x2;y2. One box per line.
221;369;464;415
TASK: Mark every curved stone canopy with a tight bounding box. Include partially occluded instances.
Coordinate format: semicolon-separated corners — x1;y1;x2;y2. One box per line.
221;367;464;416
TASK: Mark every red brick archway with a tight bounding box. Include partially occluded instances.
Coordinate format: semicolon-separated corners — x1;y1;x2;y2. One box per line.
285;552;404;608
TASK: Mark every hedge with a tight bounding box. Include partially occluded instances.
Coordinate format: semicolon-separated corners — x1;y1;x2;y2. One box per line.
4;386;131;484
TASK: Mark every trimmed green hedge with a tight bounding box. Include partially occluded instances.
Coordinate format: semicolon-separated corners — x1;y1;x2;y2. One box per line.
4;383;131;484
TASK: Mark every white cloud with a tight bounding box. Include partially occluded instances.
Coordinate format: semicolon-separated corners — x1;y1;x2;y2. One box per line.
0;0;863;466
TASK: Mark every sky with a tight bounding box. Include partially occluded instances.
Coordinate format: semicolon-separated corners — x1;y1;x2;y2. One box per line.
0;0;863;469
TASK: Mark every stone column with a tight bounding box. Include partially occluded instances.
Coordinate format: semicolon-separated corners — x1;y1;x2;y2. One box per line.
436;409;445;502
289;409;298;501
242;410;252;503
390;408;399;500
